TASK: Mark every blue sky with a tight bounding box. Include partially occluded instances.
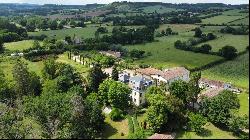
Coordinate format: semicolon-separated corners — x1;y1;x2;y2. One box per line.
0;0;249;5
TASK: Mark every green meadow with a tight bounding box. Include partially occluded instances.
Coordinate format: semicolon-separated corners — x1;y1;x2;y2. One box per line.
202;52;249;89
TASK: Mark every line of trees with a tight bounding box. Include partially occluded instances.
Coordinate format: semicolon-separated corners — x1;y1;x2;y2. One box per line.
220;26;249;35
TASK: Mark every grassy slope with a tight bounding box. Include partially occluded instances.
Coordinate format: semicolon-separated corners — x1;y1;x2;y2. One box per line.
201;15;243;24
177;122;236;139
157;24;198;33
28;26;100;40
4;40;39;51
201;9;248;25
196;34;249;53
202;52;249;89
0;56;44;81
230;17;249;25
238;92;249;117
56;52;89;77
143;5;183;14
124;35;222;69
101;115;129;139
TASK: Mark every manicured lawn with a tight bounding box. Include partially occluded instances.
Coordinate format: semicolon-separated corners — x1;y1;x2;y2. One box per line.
101;115;129;139
196;34;249;53
176;122;236;139
238;92;249;117
4;40;39;51
202;52;249;89
124;36;223;69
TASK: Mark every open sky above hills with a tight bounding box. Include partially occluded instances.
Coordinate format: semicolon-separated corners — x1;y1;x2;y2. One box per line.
0;0;249;5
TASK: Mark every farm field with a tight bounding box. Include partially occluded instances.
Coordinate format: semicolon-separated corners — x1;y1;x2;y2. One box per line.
0;56;44;80
28;26;102;40
222;9;249;16
142;5;183;13
202;52;249;89
3;40;39;51
196;34;249;53
229;17;249;25
201;15;243;25
157;24;198;33
28;24;145;40
124;36;223;69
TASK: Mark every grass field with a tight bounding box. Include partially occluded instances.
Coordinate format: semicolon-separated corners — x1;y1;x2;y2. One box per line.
196;34;249;53
28;26;101;40
101;115;129;139
28;24;144;40
142;5;183;14
157;24;198;33
202;52;249;89
201;15;243;25
4;40;39;51
177;122;236;139
124;36;223;69
222;9;249;16
238;92;249;117
229;17;249;25
56;52;89;77
0;56;44;80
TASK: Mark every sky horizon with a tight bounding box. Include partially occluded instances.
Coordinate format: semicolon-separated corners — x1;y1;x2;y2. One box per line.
0;0;249;5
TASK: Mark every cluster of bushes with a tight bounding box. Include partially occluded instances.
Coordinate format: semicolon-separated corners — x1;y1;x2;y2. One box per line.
29;34;48;41
168;16;202;24
109;108;124;121
23;39;67;61
96;27;108;33
102;14;160;28
0;18;28;43
156;27;178;37
174;32;217;54
100;26;155;45
199;13;222;19
18;16;86;32
220;26;249;35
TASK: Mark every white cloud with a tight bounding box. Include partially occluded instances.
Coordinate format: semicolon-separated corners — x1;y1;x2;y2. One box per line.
0;0;248;5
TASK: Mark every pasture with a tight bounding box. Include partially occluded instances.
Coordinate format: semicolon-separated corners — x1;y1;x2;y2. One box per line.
4;40;39;51
142;5;183;14
157;24;198;33
202;52;249;89
28;26;102;40
124;36;223;69
201;15;243;25
229;17;249;25
0;56;44;80
196;34;249;53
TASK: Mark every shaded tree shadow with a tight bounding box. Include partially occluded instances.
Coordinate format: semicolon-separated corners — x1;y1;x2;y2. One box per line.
197;128;212;137
99;122;118;138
